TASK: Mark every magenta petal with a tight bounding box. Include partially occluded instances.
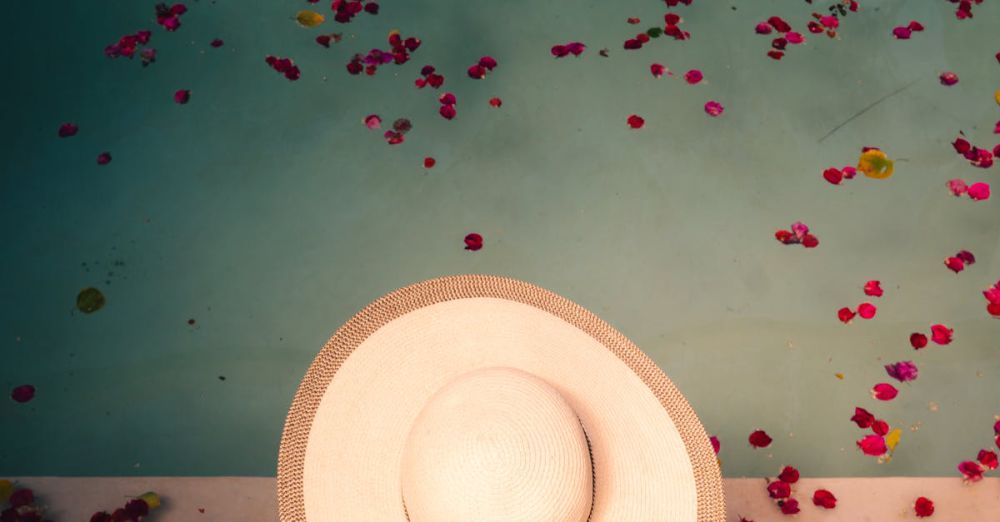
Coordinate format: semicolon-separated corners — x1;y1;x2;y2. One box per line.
704;100;724;117
566;42;586;56
885;361;918;382
11;384;35;403
683;69;704;84
892;26;912;39
58;123;79;138
173;89;191;104
96;152;112;165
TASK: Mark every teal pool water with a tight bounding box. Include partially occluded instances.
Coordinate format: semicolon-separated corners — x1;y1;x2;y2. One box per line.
2;0;999;478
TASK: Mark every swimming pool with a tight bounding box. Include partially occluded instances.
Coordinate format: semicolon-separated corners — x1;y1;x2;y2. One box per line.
2;0;999;487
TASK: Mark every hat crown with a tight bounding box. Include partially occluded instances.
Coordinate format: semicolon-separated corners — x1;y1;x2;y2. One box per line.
400;367;593;522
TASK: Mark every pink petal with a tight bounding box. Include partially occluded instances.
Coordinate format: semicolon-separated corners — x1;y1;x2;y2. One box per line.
967;182;990;201
857;434;887;456
710;435;720;454
363;114;382;129
947;178;968;196
785;32;805;44
872;383;898;401
755;22;773;35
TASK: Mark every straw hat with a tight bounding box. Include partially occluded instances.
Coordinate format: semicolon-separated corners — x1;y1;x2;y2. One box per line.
277;275;724;521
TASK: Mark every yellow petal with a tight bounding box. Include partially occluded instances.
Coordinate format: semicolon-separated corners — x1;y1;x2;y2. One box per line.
858;149;894;179
0;480;12;504
835;372;844;380
995;89;1000;106
295;10;325;28
886;428;902;452
138;491;162;510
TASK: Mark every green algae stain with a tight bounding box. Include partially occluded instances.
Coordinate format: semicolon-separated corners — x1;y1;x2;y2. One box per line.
76;287;106;314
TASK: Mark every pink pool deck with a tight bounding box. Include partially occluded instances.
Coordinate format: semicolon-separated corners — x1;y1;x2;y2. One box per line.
6;477;999;520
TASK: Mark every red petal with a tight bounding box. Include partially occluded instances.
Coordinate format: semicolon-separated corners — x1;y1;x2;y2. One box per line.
767;480;791;499
939;71;959;85
439;92;456;105
464;233;483;251
801;234;819;248
944;257;965;273
988;302;1000;316
96;152;112;165
488;97;502;107
915;497;935;517
423;157;436;169
838;307;856;324
767;16;792;33
822;167;843;185
748;429;772;448
957;460;984;481
892;26;912;39
908;20;925;31
977;449;998;470
767;50;784;60
627;114;645;129
710;435;720;454
755;22;773;35
872;383;899;401
627;17;640;24
952;136;972;154
930;324;953;345
664;12;681;25
778;466;799;484
956;250;975;265
857;434;888;456
857;302;877;319
871;419;889;436
779;498;800;515
439;104;457;120
910;332;928;349
812;489;837;509
863;280;883;297
851;407;875;428
683;69;704;85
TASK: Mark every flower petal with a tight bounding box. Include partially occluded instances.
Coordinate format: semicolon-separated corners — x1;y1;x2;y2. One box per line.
872;383;899;401
812;489;837;509
749;429;773;448
864;280;884;297
930;324;953;345
857;302;877;319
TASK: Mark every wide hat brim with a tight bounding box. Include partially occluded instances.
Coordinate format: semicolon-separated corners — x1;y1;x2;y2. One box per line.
277;274;725;521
